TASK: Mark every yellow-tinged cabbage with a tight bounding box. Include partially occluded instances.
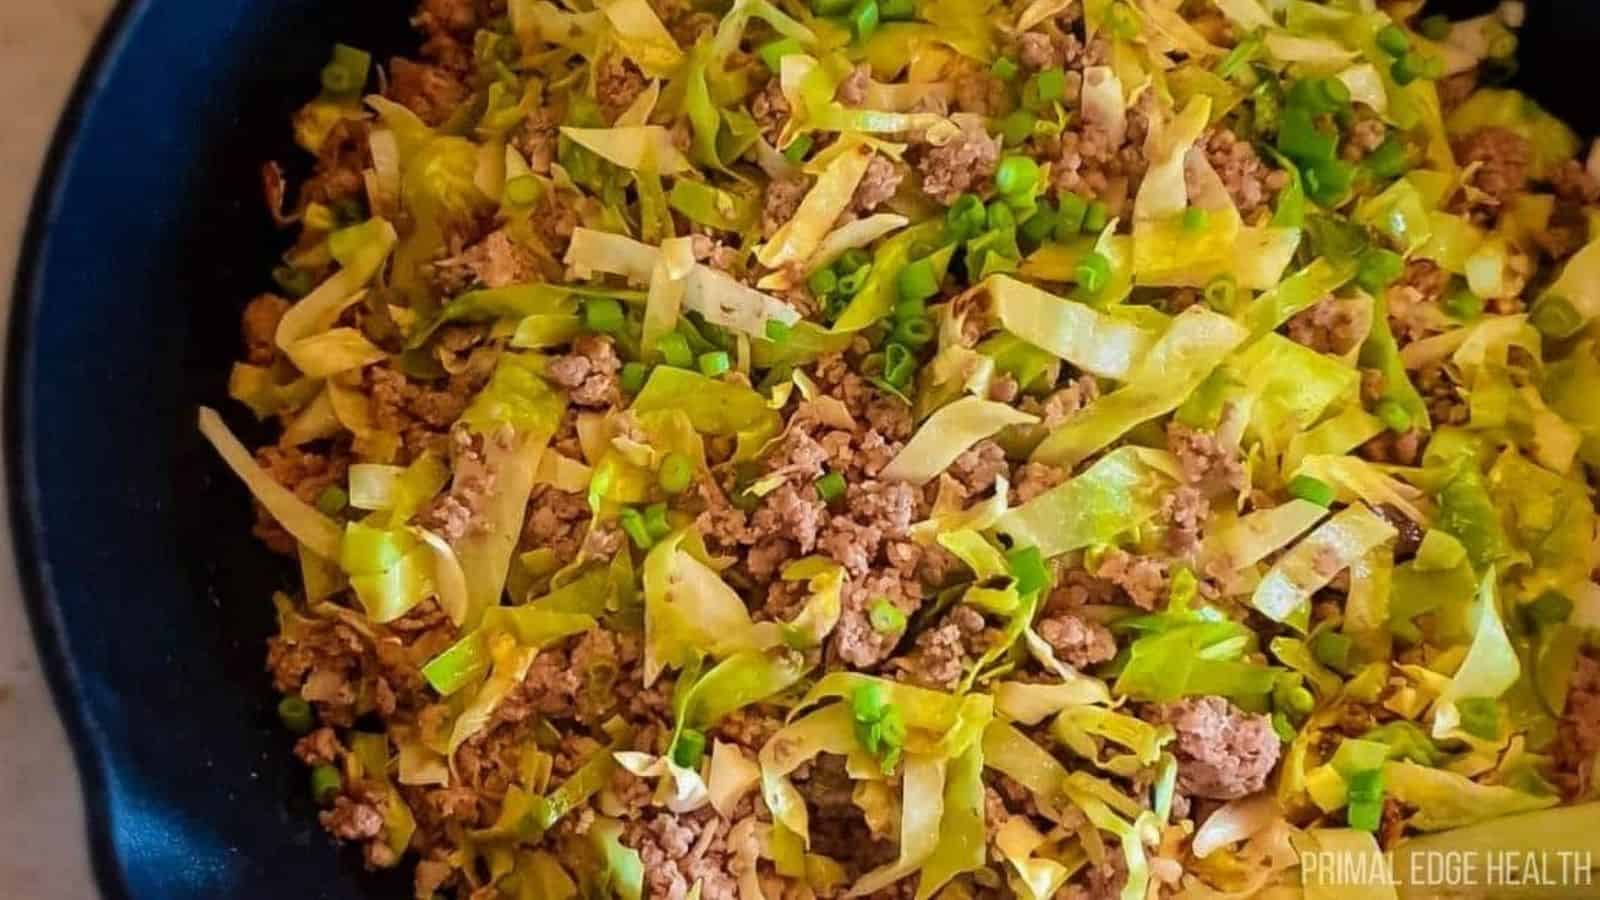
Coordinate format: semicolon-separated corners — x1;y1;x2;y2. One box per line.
1284;405;1385;474
757;140;875;269
1534;232;1600;336
1294;455;1433;527
348;733;417;867
416;528;470;625
565;227;658;283
449;632;541;756
283;327;388;379
1202;500;1331;573
993;447;1180;559
994;676;1113;727
565;228;801;341
1051;706;1173;775
1264;32;1359;65
643;528;768;684
1136;96;1212;225
1336;63;1389;115
1213;0;1274;30
777;54;949;142
1251;504;1397;631
985;275;1159;380
1431;570;1519;739
197;407;343;559
848;754;946;896
631;366;782;460
707;740;762;819
683;265;803;338
756;212;909;290
917;739;986;900
422;604;598;696
1134;0;1223;58
1233;334;1362;464
559;126;693;174
994;817;1073;900
879;397;1038;485
455;354;567;625
982;722;1153;900
910;474;1011;545
275;219;398;352
760;703;860;844
1383;760;1557;831
1031;307;1249;468
599;0;683;76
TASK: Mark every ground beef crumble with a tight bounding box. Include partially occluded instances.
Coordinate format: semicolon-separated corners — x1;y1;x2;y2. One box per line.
916;120;1001;205
1158;696;1282;800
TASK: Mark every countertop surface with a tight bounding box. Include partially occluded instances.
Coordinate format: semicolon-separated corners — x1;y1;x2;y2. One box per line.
2;2;117;897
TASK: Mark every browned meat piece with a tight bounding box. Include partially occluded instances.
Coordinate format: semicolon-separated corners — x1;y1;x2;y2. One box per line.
850;154;903;214
917;121;1001;205
751;77;791;145
1157;696;1281;800
386;58;467;127
1037;613;1117;669
1552;653;1600;798
894;605;988;690
240;294;290;365
1285;298;1359;355
595;56;647;123
1203;128;1289;221
1456;126;1532;205
761;175;810;238
546;335;622;409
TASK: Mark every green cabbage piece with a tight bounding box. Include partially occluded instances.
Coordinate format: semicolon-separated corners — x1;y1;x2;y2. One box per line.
1233;334;1362;463
985;274;1159;380
197;407;344;560
916;740;987;900
1114;616;1278;702
642;527;768;683
631;366;782;460
454;354;567;626
670;648;808;753
1488;449;1596;595
1252;504;1396;631
1382;760;1558;832
1031;307;1248;467
991;447;1179;559
1432;570;1519;738
880;398;1039;485
421;605;597;696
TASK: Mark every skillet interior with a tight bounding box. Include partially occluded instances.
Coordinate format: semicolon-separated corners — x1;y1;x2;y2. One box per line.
7;0;1595;896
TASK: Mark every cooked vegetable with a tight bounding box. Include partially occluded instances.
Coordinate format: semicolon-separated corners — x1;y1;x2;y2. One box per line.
217;3;1600;895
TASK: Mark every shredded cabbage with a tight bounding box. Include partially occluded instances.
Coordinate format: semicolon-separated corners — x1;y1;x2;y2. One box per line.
1251;505;1397;631
197;407;342;559
992;447;1180;559
985;275;1159;380
880;397;1038;485
1031;307;1249;468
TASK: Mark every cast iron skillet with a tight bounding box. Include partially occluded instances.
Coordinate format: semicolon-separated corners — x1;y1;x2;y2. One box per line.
5;0;1590;897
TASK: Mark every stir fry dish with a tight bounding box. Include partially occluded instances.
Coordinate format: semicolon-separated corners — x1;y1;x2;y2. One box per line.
202;0;1600;896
